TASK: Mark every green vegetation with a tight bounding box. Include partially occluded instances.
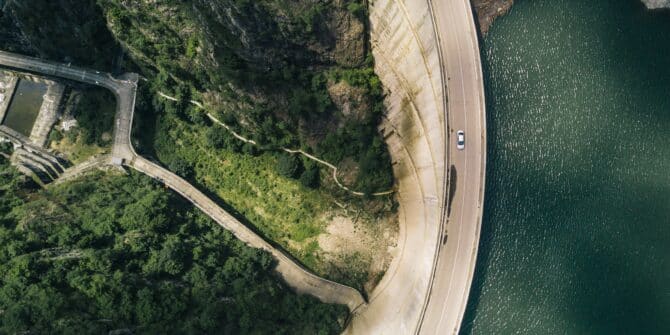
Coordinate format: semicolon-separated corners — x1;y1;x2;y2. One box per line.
95;0;393;194
0;0;119;70
277;154;304;179
1;0;398;301
49;132;107;165
0;142;13;154
70;88;116;147
48;88;116;164
0;158;347;334
347;1;368;20
139;101;333;261
300;164;321;189
132;88;395;289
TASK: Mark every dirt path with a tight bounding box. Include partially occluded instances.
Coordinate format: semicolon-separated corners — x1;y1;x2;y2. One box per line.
158;91;395;197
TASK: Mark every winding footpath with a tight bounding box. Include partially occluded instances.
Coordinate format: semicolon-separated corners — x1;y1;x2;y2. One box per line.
158;91;394;197
0;0;488;326
0;50;365;311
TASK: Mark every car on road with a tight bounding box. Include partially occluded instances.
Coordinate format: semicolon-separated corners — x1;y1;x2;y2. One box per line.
456;130;465;150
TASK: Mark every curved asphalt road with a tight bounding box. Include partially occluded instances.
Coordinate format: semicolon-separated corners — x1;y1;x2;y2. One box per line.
419;0;486;333
0;50;366;311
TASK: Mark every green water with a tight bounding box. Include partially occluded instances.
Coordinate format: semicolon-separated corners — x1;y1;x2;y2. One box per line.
462;1;670;334
2;79;46;136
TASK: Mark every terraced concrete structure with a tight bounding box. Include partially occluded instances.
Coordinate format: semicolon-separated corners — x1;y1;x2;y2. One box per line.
345;0;448;333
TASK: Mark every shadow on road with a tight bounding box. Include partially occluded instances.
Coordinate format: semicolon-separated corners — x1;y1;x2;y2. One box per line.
447;165;458;217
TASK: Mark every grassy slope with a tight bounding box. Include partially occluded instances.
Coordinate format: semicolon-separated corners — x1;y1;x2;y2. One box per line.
49;88;116;164
147;108;391;289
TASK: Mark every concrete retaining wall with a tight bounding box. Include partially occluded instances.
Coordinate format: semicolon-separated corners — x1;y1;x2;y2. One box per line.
30;81;64;147
345;0;447;332
0;71;18;124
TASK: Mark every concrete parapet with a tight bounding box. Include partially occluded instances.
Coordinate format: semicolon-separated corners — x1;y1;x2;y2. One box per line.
345;0;448;332
30;80;65;147
14;148;60;179
0;71;18;124
0;124;69;184
13;151;58;182
54;155;111;184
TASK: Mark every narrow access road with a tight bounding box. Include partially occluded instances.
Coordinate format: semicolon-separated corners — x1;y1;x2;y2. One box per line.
0;50;138;162
0;50;366;311
419;0;487;334
131;156;365;310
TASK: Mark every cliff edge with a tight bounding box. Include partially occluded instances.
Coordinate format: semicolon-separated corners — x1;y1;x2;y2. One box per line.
641;0;670;9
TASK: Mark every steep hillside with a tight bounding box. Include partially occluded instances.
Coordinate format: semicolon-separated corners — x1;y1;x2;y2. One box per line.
0;153;347;334
97;0;392;193
0;0;398;292
0;0;119;70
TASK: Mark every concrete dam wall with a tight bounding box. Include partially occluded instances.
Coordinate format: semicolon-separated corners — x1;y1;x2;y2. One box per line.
346;0;447;332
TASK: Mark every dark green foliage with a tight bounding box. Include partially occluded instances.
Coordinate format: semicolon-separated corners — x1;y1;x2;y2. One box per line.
0;0;119;70
168;159;193;179
187;107;207;126
277;154;303;179
71;88;116;146
347;1;367;20
242;142;259;156
206;127;227;149
0;141;13;154
315;65;394;193
47;129;63;144
206;127;242;153
299;165;320;189
0;163;347;334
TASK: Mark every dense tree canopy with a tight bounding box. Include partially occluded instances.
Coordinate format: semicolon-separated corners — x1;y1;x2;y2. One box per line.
0;160;347;334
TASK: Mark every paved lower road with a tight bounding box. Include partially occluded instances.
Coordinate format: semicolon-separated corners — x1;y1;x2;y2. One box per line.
131;156;366;310
0;50;138;162
419;0;487;334
0;50;365;311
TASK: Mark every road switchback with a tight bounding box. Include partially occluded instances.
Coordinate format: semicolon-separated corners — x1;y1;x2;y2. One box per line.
0;50;366;312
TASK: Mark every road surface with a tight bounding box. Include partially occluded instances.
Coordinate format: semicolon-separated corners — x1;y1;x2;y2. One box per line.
419;0;487;334
0;50;366;311
131;156;365;310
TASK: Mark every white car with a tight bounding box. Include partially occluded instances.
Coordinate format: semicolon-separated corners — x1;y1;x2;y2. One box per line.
456;130;465;150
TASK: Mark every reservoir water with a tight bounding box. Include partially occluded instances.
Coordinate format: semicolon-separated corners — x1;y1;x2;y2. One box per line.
2;79;46;137
462;1;670;333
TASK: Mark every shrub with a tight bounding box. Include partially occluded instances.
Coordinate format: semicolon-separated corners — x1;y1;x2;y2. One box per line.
187;108;207;125
276;154;303;179
206;127;227;149
347;2;366;19
299;166;320;189
168;159;192;179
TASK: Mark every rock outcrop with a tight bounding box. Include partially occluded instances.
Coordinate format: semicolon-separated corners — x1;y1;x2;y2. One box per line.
472;0;514;35
641;0;670;9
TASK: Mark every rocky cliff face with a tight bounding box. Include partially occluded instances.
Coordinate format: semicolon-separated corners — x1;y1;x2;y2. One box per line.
641;0;670;9
99;0;366;83
0;0;118;70
0;0;392;193
472;0;514;35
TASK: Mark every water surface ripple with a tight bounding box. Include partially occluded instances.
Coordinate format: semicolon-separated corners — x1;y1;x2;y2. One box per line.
462;1;670;333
